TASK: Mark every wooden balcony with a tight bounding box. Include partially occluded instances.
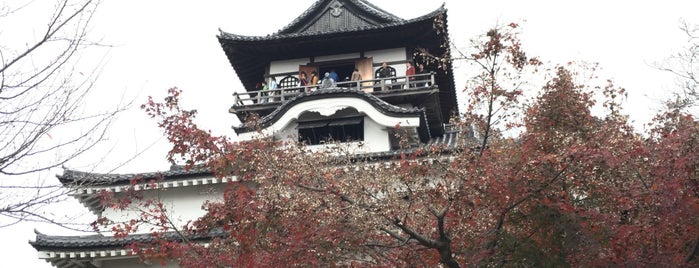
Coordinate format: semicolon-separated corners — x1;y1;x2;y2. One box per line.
230;73;437;115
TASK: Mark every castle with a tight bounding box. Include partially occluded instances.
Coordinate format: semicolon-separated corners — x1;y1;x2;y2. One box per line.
30;1;458;267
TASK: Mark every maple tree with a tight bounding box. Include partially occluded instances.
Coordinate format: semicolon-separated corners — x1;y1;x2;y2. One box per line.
103;24;699;267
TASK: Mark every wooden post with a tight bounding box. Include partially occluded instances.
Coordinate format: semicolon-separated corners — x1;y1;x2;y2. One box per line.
430;72;435;86
233;92;239;105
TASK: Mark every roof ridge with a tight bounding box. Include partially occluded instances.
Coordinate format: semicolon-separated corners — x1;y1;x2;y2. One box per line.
218;5;445;42
267;0;407;36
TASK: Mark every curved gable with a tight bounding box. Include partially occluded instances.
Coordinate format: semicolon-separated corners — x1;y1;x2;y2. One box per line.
235;89;423;138
234;88;424;134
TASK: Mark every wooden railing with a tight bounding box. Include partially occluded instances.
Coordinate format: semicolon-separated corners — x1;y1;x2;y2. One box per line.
232;73;435;107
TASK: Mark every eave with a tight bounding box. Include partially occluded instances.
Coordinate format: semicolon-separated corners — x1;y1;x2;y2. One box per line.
30;229;226;268
217;6;447;89
57;167;233;215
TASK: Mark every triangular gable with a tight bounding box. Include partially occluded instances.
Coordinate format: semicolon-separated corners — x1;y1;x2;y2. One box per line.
276;0;404;35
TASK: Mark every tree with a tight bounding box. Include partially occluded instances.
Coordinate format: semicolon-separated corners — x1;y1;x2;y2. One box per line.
107;25;699;267
455;22;541;153
656;20;698;113
0;0;121;228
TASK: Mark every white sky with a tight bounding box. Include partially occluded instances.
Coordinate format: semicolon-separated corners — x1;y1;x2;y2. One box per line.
1;0;697;267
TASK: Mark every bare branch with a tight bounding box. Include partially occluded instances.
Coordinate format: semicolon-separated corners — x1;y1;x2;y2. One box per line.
0;0;129;229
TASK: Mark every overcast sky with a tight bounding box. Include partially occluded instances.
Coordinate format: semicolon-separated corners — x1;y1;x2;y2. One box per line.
2;0;697;267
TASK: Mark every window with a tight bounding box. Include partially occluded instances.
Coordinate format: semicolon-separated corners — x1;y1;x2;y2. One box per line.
374;66;398;90
319;63;355;83
298;117;364;145
374;66;396;78
279;75;300;88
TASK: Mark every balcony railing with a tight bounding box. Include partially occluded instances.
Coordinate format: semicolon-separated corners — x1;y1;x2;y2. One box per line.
232;73;435;107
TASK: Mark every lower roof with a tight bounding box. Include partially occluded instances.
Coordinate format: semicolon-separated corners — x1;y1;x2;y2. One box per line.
32;131;469;254
58;165;211;186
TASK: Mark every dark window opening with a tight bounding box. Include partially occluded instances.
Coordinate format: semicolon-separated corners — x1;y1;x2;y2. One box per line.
319;63;355;83
298;117;364;145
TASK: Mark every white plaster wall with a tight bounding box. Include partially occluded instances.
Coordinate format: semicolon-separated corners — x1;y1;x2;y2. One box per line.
364;48;406;64
362;116;390;152
395;64;407;77
269;57;310;74
277;121;299;142
101;183;226;234
314;52;360;62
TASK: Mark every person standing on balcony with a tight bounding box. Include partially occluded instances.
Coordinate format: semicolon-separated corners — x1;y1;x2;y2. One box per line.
269;77;279;102
269;77;278;90
328;69;339;83
351;68;362;89
377;62;393;91
310;71;319;91
261;81;269;103
253;82;262;103
416;63;428;87
299;71;309;92
405;62;415;88
321;72;335;89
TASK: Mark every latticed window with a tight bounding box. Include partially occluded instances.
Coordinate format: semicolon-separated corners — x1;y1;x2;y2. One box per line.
279;75;300;88
374;66;397;90
374;66;396;78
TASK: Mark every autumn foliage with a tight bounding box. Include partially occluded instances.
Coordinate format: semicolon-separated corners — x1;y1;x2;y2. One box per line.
106;24;699;267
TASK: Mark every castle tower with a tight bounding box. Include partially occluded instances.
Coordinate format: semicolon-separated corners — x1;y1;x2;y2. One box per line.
30;1;457;267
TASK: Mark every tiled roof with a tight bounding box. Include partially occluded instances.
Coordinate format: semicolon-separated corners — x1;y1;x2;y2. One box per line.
346;0;404;22
234;88;425;133
30;229;226;251
426;130;460;148
218;5;445;42
58;166;211;185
